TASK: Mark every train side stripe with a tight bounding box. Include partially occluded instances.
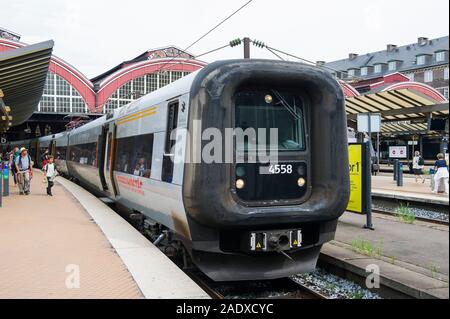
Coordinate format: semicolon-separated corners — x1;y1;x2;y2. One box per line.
117;111;157;125
117;107;157;124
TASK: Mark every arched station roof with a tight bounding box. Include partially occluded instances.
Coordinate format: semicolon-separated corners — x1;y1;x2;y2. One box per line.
0;38;96;110
0;40;206;113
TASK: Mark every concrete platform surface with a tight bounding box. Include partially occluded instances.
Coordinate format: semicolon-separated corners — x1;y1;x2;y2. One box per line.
0;171;143;298
372;175;449;205
0;171;208;299
56;177;209;299
323;212;449;299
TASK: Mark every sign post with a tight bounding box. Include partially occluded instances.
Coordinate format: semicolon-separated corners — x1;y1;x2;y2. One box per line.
347;143;374;230
355;113;380;231
3;161;9;196
0;162;3;208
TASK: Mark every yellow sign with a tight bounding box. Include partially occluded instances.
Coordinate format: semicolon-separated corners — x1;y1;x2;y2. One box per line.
347;144;363;213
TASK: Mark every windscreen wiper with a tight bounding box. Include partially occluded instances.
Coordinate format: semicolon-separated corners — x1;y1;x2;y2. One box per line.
271;89;302;121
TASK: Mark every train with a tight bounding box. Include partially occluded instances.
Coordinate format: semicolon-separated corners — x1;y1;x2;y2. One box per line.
4;60;350;281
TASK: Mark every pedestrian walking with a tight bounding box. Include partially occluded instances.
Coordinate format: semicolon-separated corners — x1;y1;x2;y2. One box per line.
412;151;425;183
15;147;33;195
43;155;57;196
9;146;20;186
41;149;50;183
432;153;449;194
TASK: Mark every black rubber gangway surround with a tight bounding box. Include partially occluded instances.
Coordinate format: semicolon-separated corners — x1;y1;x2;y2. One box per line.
183;60;350;229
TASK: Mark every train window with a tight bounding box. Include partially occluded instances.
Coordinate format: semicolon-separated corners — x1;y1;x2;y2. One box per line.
164;101;179;155
235;89;306;152
69;142;98;166
55;146;67;160
114;133;154;178
162;101;179;183
106;132;112;170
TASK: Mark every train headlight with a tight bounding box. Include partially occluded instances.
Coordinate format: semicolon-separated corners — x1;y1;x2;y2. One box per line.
236;179;245;189
265;94;273;104
297;177;306;187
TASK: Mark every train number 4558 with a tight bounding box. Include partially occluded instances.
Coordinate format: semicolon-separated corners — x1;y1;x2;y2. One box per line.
268;164;293;174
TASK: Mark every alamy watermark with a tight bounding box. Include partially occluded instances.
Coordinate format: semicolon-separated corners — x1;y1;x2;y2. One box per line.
169;120;286;164
65;264;80;289
365;264;380;289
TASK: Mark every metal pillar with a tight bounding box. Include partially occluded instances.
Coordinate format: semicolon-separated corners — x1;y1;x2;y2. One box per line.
0;162;3;208
397;162;403;187
3;161;9;196
363;142;374;230
243;37;251;59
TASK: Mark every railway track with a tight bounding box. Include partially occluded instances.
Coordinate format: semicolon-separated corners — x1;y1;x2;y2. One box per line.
373;208;449;225
187;270;328;299
372;197;449;225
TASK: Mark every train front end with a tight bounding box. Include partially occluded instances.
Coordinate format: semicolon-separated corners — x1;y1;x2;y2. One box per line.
183;60;350;281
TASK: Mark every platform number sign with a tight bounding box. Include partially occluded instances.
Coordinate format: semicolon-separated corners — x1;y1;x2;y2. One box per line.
389;146;408;159
347;144;363;214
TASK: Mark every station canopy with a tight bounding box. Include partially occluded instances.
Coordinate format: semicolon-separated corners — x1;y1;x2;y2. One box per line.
345;85;449;135
0;40;54;130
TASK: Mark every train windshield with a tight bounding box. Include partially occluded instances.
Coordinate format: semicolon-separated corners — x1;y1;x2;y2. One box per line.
235;89;306;152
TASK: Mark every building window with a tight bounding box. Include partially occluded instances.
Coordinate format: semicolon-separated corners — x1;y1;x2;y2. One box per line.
388;61;397;71
104;71;192;113
374;64;382;73
436;51;446;62
39;71;88;114
171;71;184;81
72;98;86;113
443;87;449;100
159;71;170;87
347;69;355;77
360;67;368;76
417;55;426;65
39;96;55;112
56;97;71;113
444;67;449;80
424;70;433;83
146;74;158;93
43;73;54;95
406;73;415;81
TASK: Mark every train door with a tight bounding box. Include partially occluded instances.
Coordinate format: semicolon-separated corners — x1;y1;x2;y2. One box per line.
101;122;117;197
161;100;179;183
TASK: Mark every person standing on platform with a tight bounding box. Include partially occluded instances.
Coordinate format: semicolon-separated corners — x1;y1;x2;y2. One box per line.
432;153;449;194
9;146;20;186
412;151;425;183
41;149;50;183
15;147;33;195
43;155;57;196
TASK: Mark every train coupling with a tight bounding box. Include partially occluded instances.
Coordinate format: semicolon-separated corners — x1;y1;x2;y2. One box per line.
247;229;302;252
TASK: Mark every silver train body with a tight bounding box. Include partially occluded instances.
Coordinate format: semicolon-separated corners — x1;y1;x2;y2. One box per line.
8;60;350;281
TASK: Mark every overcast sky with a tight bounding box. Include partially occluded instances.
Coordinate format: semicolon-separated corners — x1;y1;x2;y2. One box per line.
2;0;449;78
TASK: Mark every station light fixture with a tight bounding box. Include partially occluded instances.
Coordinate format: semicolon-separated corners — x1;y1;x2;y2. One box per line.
265;94;273;104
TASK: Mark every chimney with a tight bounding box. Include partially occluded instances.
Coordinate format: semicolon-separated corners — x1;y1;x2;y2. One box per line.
349;53;358;60
316;61;326;66
387;44;397;52
418;37;429;45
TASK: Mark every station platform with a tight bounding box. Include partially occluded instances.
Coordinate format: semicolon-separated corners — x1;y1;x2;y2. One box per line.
322;212;449;299
372;175;449;206
0;170;208;299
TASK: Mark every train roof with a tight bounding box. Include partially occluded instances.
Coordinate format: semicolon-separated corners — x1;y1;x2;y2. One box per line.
115;70;199;119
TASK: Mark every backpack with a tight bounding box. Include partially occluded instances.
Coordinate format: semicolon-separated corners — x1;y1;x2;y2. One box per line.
418;157;424;166
18;154;31;170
